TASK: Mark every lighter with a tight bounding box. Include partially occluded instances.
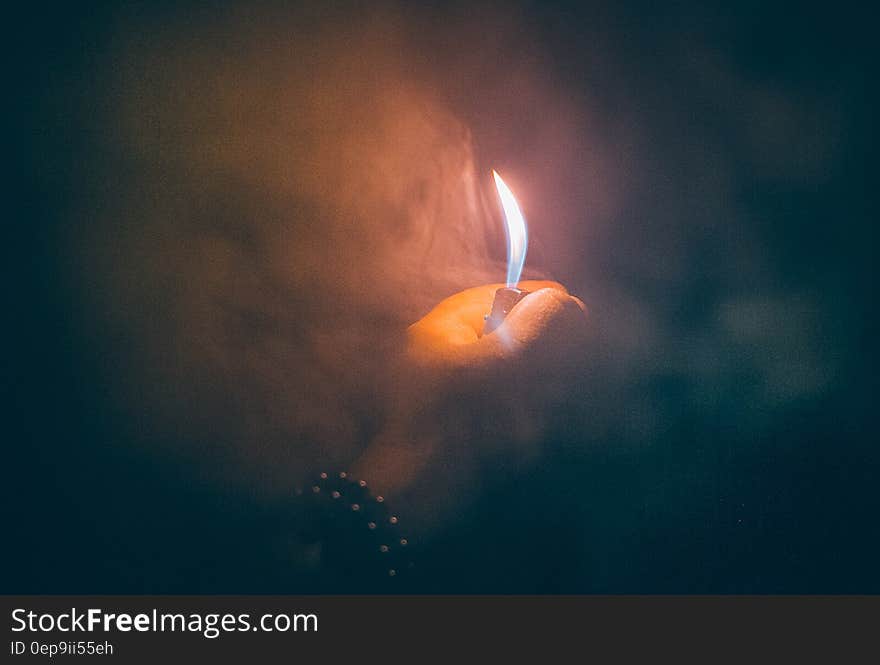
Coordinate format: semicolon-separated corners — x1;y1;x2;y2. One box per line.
482;287;530;335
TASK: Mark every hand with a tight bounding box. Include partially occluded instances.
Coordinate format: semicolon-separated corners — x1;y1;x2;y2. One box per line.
407;280;586;361
352;281;588;536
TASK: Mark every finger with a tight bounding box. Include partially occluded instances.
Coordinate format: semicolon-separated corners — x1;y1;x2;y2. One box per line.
517;280;569;295
409;289;494;347
428;280;570;336
487;287;588;352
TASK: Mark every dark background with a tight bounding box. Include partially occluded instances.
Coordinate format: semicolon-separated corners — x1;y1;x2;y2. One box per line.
7;0;877;592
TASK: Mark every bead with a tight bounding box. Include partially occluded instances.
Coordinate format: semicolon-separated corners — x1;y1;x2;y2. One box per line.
319;472;328;479
388;569;397;577
331;491;340;499
367;522;376;530
379;545;389;553
389;516;398;524
376;496;384;503
339;471;347;479
400;538;408;546
312;486;321;493
358;480;367;487
351;504;360;511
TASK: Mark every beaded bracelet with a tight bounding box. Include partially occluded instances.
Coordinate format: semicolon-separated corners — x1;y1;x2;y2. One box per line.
296;471;414;583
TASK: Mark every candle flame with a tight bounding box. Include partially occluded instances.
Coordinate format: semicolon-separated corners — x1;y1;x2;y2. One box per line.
492;170;529;288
